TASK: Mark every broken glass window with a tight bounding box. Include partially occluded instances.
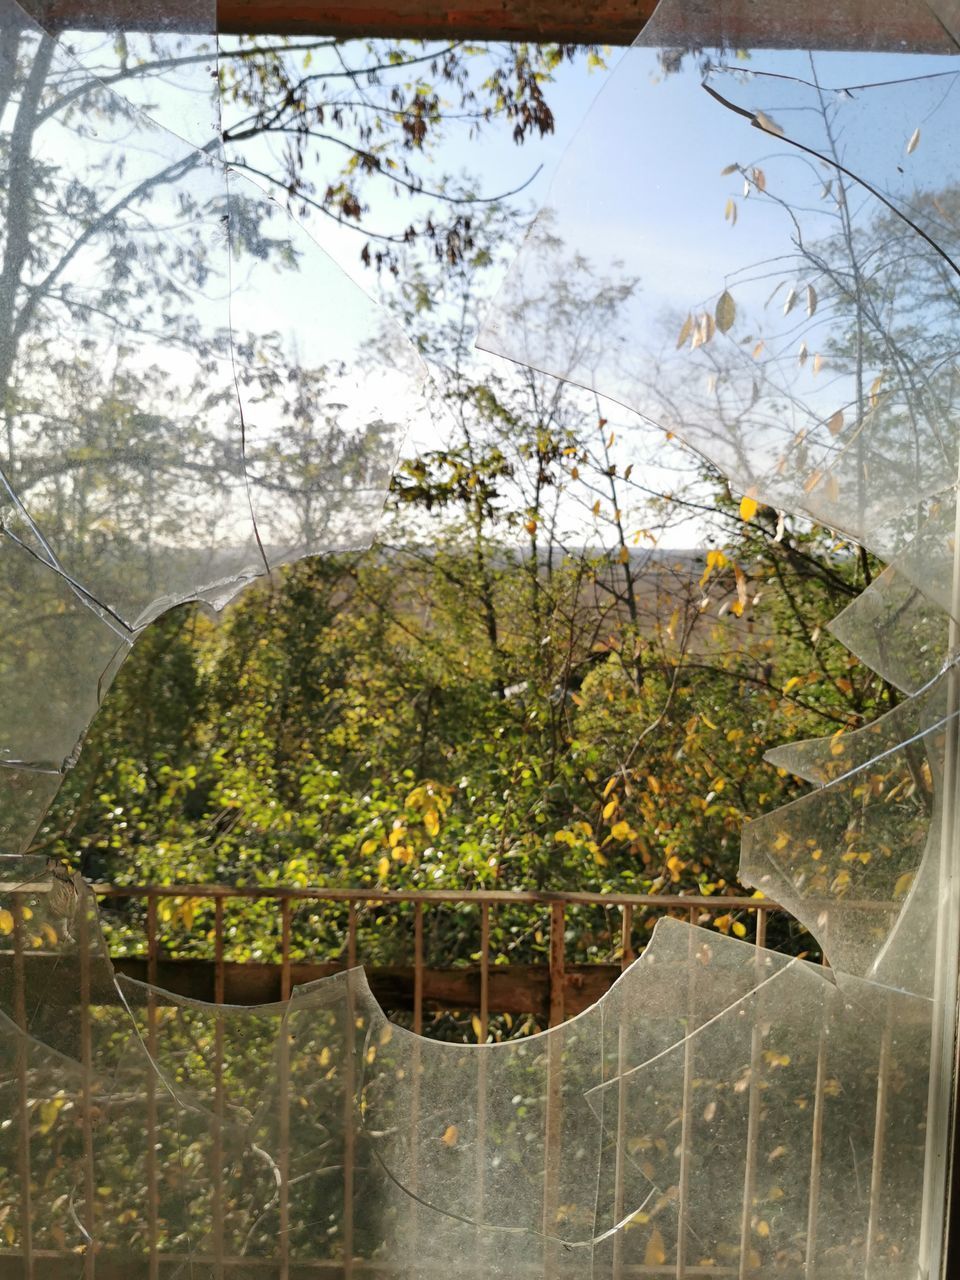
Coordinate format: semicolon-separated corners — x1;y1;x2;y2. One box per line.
0;0;959;1274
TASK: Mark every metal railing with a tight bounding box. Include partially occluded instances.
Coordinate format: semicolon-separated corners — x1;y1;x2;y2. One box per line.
93;884;807;1034
1;885;844;1278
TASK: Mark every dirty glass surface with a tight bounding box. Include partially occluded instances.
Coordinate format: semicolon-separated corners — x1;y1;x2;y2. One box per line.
0;0;959;1277
0;0;422;838
479;0;960;1274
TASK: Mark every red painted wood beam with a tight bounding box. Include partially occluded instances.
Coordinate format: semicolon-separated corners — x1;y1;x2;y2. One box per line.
21;0;957;50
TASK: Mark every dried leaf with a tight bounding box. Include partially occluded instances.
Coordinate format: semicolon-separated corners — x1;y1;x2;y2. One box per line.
826;409;844;437
806;284;817;317
734;562;748;606
441;1124;459;1147
906;126;921;154
754;110;785;137
720;162;738;175
715;290;736;333
739;494;759;521
783;286;797;316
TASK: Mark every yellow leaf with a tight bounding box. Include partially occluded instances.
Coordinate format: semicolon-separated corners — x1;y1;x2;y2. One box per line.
602;776;618;799
377;856;390;880
756;1219;771;1238
724;196;737;226
40;923;58;947
732;920;747;938
471;1015;484;1041
906;126;921;154
611;820;632;840
424;809;440;837
893;872;914;898
618;545;629;564
441;1124;459;1147
602;798;618;821
360;837;379;856
782;676;802;694
739;494;758;521
37;1098;62;1135
525;518;537;535
715;289;736;334
645;1228;666;1266
0;909;13;936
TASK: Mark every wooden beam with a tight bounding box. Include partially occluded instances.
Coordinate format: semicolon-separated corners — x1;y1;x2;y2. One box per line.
22;0;957;50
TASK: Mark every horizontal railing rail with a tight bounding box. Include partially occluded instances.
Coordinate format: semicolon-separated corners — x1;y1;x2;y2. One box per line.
89;884;818;1032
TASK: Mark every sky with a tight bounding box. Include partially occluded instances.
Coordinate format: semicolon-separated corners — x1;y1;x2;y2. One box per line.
41;12;960;551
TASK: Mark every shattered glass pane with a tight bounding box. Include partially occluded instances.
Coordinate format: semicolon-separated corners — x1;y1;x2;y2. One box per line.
0;0;424;827
480;0;960;1273
1;0;959;1274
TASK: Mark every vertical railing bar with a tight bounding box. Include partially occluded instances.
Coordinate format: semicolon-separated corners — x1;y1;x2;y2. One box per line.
612;900;634;1280
279;897;292;1280
413;901;424;1035
280;897;292;1001
347;902;357;968
805;1015;828;1276
146;894;159;1280
409;902;424;1270
78;900;96;1280
213;896;225;1280
621;903;634;972
342;969;356;1280
343;901;357;1280
479;901;490;1040
12;896;34;1280
754;905;767;952
548;901;566;1028
864;999;894;1275
676;908;698;1280
736;906;766;1280
612;987;629;1280
542;902;565;1280
476;901;490;1254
